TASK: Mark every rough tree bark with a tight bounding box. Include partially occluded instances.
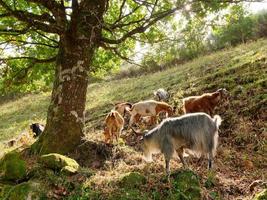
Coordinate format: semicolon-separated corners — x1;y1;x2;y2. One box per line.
32;0;108;154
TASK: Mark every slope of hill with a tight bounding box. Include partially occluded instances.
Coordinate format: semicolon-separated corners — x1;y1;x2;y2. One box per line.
0;39;266;199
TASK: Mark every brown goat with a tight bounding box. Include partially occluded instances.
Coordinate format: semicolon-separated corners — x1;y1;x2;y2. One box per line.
129;100;174;127
103;110;124;143
182;88;228;116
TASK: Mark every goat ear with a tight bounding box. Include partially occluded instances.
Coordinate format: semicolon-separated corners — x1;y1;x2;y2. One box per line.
125;106;131;112
221;88;228;95
213;92;220;97
217;88;227;94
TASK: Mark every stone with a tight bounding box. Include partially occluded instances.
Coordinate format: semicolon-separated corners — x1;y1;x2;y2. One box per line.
0;181;42;200
0;151;27;181
39;153;79;174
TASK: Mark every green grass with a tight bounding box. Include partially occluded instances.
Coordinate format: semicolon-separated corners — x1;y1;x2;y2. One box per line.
85;39;267;128
0;93;49;154
0;39;267;149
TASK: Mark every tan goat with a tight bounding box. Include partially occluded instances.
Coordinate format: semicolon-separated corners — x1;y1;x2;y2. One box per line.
129;100;174;127
103;110;124;143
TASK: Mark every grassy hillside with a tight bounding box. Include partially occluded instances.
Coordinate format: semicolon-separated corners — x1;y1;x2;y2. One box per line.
0;39;266;199
1;39;265;140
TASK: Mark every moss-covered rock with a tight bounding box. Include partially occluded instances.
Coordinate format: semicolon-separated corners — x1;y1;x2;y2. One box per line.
253;189;267;200
119;172;147;189
39;153;80;174
0;181;42;200
61;165;79;175
0;151;27;181
168;170;202;200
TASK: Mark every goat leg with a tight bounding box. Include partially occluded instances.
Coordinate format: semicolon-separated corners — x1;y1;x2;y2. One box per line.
177;147;187;168
208;152;213;169
165;158;171;181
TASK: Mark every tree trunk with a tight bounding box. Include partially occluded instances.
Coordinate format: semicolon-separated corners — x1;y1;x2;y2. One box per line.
32;45;91;154
32;0;108;154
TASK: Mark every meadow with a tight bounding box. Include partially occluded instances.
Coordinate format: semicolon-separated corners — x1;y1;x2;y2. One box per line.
0;39;266;199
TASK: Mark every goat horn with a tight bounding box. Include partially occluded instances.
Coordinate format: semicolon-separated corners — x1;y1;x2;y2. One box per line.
130;127;142;135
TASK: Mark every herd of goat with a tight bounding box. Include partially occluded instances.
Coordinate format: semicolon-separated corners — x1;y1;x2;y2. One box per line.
7;87;228;176
104;88;228;175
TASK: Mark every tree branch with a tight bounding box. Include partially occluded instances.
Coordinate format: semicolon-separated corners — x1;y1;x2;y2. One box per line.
100;42;143;67
34;30;59;44
130;35;182;44
107;4;143;30
113;49;143;67
0;25;32;35
1;56;56;84
0;39;59;48
108;16;146;30
72;0;79;11
101;6;180;44
133;0;155;7
28;0;64;19
0;0;64;34
29;0;67;32
118;0;127;21
0;56;57;63
0;56;56;82
0;13;12;18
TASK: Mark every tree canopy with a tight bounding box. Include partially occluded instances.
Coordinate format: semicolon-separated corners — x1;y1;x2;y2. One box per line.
0;0;243;94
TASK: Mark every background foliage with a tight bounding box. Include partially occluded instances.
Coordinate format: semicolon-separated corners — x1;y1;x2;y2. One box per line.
115;5;267;79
